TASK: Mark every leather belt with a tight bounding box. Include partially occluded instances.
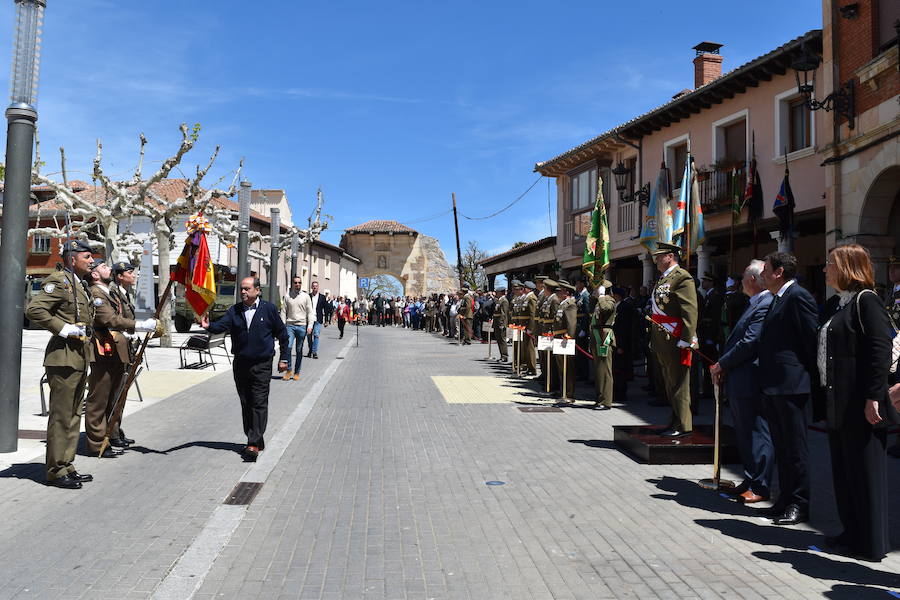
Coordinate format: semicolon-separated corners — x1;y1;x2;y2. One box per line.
552;329;568;336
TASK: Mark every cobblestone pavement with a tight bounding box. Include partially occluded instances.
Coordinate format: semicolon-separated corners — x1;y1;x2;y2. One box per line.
1;325;898;599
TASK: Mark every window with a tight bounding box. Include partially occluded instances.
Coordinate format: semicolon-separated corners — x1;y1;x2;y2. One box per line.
664;134;690;191
324;256;331;279
312;252;319;276
712;110;748;168
566;163;609;248
569;165;597;211
788;98;810;153
878;0;900;51
31;233;51;254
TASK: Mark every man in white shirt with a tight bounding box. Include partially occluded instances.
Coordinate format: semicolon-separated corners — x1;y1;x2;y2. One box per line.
282;276;313;380
306;280;327;358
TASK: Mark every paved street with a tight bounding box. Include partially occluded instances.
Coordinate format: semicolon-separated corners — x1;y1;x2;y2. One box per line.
0;324;898;599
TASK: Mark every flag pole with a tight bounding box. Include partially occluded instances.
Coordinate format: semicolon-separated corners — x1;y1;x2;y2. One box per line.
729;168;736;276
685;154;692;271
751;132;759;257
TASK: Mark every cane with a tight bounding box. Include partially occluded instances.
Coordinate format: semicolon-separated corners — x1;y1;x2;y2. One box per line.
698;375;736;492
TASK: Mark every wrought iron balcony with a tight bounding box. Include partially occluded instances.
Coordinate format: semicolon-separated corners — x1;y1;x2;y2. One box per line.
697;162;746;214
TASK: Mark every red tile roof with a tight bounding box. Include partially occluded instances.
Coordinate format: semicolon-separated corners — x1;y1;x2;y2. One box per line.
345;220;417;234
478;236;557;267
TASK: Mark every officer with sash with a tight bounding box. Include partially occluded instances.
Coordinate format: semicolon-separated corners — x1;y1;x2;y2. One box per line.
25;240;96;489
649;242;698;437
591;279;616;410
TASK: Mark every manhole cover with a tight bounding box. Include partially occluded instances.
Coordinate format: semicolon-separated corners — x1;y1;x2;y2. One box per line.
223;482;263;505
518;406;564;412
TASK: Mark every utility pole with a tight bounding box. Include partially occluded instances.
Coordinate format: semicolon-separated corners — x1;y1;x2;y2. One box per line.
452;193;463;288
268;208;280;303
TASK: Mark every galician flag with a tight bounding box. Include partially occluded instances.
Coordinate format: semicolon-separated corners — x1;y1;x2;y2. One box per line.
582;175;610;285
639;162;673;252
171;213;217;317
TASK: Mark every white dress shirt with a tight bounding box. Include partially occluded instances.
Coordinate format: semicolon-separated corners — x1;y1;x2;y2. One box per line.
243;299;259;330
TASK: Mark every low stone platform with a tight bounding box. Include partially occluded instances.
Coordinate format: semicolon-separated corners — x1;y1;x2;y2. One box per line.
613;423;740;464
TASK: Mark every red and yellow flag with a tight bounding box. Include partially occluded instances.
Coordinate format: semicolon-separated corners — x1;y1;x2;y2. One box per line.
171;214;217;317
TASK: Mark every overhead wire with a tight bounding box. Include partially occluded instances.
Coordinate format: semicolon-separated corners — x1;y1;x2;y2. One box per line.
458;175;542;221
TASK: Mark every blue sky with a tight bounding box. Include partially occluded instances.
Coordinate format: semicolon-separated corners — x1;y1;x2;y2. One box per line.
0;0;821;262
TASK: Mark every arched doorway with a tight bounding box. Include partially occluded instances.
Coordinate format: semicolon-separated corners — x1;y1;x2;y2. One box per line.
367;273;404;299
857;165;900;284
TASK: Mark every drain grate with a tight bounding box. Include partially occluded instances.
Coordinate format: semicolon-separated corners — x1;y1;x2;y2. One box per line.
223;482;263;505
18;430;46;440
518;406;564;413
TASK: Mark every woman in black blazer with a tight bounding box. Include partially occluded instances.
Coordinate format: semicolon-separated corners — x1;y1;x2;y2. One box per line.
818;244;894;562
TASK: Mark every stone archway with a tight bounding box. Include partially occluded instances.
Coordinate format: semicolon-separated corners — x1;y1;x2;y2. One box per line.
855;164;900;283
340;220;458;297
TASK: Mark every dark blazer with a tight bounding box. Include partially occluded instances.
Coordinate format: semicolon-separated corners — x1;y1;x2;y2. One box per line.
818;290;895;430
758;281;819;396
310;294;328;324
718;292;773;399
207;300;289;363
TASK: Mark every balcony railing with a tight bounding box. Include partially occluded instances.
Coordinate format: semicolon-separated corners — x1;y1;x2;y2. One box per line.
697;163;746;214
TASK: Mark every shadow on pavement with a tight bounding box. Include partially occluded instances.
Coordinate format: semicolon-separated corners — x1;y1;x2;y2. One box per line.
694;517;816;550
0;462;44;484
824;583;900;599
752;549;900;588
647;475;751;516
568;439;619;450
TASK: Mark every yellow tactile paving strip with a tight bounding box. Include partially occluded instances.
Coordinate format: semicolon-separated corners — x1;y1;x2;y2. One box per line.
128;370;222;399
430;376;524;404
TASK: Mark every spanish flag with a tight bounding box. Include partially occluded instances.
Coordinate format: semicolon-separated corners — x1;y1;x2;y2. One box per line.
171;218;217;317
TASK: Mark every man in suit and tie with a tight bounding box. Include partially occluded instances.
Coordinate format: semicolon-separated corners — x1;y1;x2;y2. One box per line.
202;277;289;462
710;259;774;504
757;252;819;525
306;280;328;358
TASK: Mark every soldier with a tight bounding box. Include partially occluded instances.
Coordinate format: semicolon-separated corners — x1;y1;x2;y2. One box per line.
611;285;636;404
457;287;474;345
590;280;616;410
552;280;578;402
522;281;539;376
492;286;510;362
574;278;592;381
84;259;157;457
649;242;698;437
25;240;96;489
110;261;142;446
537;279;560;388
509;280;525;370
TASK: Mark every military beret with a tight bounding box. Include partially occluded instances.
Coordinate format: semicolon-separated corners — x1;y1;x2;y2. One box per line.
650;241;683;256
534;275;548;281
543;279;559;289
89;258;106;271
113;260;134;273
560;281;576;292
61;239;92;254
495;286;506;292
557;278;571;287
524;281;536;290
511;279;523;287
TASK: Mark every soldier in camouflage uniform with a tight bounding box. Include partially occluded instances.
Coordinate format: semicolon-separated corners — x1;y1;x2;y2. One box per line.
25;240;97;489
591;280;616;410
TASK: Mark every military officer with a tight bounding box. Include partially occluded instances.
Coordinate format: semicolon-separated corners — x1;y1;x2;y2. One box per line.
522;281;539;375
574;278;592;381
492;286;510;362
534;275;548;308
537;279;560;388
509;280;526;371
649;242;699;437
590;280;616;410
25;240;96;489
85;260;157;457
611;285;636;404
457;287;474;344
552;280;579;402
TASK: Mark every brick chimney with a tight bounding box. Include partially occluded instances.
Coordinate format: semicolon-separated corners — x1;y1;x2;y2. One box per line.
692;42;723;88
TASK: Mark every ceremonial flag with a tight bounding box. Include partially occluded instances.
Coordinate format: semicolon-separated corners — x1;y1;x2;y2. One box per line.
731;167;742;220
773;167;796;238
639;163;673;252
171;214;217;317
672;157;690;241
687;157;705;251
582;175;610;285
743;158;764;225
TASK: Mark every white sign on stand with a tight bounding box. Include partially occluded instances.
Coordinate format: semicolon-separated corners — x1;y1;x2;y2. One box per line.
510;327;522;342
482;322;493;333
552;338;576;355
537;336;553;351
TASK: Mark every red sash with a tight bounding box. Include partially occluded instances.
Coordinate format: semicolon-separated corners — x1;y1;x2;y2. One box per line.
651;314;692;366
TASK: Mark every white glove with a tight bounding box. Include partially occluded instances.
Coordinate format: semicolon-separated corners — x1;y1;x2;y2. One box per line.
676;340;691;349
123;332;138;341
58;323;86;338
134;318;157;332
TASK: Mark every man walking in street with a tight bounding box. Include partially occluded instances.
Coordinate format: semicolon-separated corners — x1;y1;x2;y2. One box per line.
306;280;328;359
710;259;774;504
757;252;819;525
202;277;289;462
25;240;97;489
283;276;313;380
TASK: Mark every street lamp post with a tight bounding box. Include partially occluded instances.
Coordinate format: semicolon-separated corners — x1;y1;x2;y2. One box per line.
0;0;45;453
289;231;298;282
236;180;250;302
268;208;280;303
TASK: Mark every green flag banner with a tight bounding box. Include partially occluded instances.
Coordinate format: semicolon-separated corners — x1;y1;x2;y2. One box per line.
582;175;610;285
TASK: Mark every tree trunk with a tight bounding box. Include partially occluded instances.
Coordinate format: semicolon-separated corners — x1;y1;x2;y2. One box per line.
155;228;173;348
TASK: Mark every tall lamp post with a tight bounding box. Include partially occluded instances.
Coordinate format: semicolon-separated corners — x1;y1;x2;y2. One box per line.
268;207;280;303
235;180;251;302
0;0;45;453
289;231;298;282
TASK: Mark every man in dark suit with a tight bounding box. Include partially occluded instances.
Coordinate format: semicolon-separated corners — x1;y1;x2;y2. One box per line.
757;252;819;525
710;259;774;504
306;280;328;358
202;277;289;462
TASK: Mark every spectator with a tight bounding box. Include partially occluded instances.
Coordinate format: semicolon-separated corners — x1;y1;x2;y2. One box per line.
306;280;327;359
818;244;894;561
337;297;352;339
757;251;819;526
282;276;313;380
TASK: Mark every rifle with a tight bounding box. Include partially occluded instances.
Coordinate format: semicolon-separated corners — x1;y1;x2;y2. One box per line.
98;278;174;458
